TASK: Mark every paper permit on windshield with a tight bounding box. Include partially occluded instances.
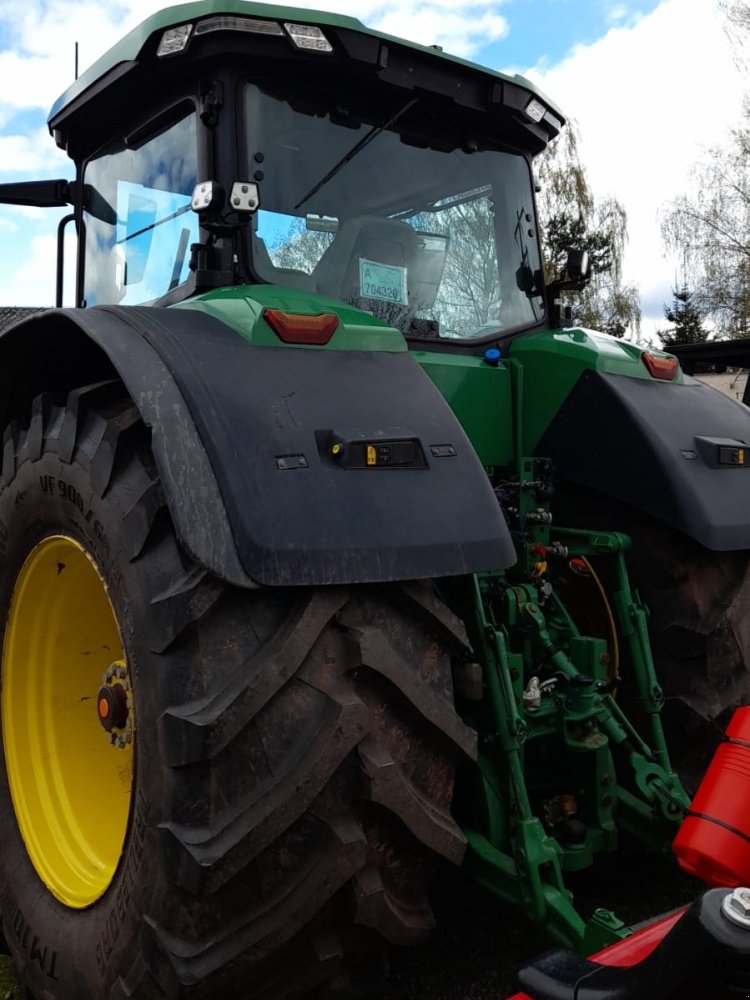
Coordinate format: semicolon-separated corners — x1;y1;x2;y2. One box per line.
359;258;407;305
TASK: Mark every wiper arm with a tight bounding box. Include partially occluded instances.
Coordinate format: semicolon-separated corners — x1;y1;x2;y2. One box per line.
116;203;192;245
294;97;419;211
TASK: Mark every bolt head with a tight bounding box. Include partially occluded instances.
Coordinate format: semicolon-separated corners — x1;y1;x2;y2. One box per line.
723;888;750;927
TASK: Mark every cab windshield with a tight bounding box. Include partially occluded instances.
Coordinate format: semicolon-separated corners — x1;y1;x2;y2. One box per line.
244;83;544;340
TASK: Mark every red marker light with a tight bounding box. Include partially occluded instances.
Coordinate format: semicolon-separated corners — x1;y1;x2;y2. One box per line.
642;351;679;381
263;308;339;345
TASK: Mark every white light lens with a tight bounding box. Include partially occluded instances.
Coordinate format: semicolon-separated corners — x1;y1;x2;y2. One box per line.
195;17;284;37
229;181;260;212
191;180;218;212
545;111;563;131
284;23;333;53
525;98;546;123
157;24;193;57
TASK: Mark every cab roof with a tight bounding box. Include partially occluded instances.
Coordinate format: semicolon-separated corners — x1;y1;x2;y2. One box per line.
48;0;564;131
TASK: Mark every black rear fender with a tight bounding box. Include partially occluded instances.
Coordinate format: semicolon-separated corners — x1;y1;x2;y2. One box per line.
0;306;515;586
538;370;750;550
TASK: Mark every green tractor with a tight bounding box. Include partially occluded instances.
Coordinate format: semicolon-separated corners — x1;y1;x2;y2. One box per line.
0;4;748;997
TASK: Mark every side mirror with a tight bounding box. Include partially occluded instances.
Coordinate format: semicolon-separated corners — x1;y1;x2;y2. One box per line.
516;264;545;297
563;248;591;286
546;248;593;329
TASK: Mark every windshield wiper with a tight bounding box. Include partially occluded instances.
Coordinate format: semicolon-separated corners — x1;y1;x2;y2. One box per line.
294;96;419;211
116;203;192;245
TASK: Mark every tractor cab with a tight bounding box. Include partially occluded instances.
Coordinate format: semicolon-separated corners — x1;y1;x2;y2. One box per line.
21;2;564;341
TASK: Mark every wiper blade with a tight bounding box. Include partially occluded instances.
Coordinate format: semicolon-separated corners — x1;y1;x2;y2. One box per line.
294;96;419;212
116;203;192;245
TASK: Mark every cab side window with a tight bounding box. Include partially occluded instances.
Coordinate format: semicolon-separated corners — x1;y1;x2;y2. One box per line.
83;112;198;306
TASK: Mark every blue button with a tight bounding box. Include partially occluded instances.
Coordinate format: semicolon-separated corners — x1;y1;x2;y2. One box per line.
483;347;501;366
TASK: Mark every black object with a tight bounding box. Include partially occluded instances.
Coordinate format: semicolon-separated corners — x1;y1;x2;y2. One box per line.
537;370;750;551
0;307;515;586
518;888;750;999
97;684;128;732
670;338;750;405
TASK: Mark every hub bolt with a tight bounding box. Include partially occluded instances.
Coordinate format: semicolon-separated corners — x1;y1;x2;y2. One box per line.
722;888;750;928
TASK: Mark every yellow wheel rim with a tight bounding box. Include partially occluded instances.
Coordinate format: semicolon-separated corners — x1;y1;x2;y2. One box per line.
2;535;134;908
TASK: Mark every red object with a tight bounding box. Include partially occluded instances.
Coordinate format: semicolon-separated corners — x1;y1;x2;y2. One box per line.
506;910;685;1000
263;308;339;344
641;351;679;380
673;705;750;886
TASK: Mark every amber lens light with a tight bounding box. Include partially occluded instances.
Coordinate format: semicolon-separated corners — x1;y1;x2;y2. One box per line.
642;352;679;380
263;309;339;344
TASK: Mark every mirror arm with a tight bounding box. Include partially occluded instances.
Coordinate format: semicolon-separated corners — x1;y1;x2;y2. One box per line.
546;248;592;329
0;179;74;208
546;277;585;329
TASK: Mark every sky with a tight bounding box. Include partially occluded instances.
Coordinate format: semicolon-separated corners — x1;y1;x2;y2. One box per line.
0;0;745;340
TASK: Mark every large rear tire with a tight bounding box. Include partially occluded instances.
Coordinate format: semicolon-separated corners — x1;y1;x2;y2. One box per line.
555;487;750;786
619;514;750;786
0;383;475;999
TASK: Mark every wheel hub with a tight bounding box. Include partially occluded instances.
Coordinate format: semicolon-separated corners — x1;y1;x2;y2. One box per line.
98;683;128;731
97;660;134;747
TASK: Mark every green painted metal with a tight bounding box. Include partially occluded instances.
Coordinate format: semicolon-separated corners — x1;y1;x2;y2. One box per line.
48;0;562;125
458;571;626;952
412;329;683;478
443;457;689;953
173;283;407;351
414;351;514;467
583;910;632;955
509;327;683;454
551;526;687;814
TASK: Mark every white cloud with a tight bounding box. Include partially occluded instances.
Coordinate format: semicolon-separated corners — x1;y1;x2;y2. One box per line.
0;204;57;221
606;4;630;23
0;131;68;174
527;0;746;334
603;1;643;27
0;230;75;307
0;3;138;112
374;7;508;57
